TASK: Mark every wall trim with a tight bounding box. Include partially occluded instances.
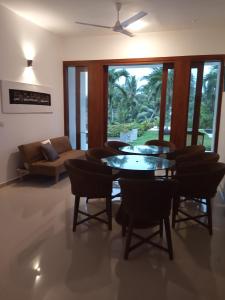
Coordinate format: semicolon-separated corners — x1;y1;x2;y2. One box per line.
0;177;19;189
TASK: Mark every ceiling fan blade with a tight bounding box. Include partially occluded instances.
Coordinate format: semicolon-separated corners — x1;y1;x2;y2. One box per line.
120;11;147;28
119;29;134;37
76;21;112;29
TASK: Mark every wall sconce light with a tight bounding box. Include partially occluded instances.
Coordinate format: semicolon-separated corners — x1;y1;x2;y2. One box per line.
27;59;33;67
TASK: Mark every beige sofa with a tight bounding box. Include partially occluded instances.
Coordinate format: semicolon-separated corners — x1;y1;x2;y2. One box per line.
18;136;84;182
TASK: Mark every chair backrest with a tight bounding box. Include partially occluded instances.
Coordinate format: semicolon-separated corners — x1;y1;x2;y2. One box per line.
175;145;206;163
176;152;220;173
119;178;177;224
104;141;130;154
64;159;112;198
167;144;206;161
198;152;220;162
85;147;115;163
176;162;225;198
145;139;176;151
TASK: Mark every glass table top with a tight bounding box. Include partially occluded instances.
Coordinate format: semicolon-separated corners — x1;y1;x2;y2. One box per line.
119;145;171;155
102;155;174;171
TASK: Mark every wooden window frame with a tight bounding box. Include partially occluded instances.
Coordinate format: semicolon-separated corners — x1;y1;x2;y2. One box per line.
63;55;225;150
159;63;174;140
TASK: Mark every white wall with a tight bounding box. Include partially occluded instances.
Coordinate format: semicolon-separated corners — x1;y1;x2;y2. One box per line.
0;6;64;184
63;29;225;60
1;5;225;185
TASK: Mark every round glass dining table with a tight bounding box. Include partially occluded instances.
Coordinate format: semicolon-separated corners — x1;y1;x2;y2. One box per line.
119;145;171;156
102;154;174;172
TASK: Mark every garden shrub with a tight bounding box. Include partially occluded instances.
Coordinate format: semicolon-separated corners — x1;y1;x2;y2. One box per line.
108;120;154;137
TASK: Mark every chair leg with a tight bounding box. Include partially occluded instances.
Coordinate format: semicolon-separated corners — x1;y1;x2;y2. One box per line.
165;169;169;178
124;219;133;260
122;224;126;237
164;217;173;260
160;219;163;238
172;196;179;228
106;197;112;231
73;195;80;232
86;197;89;204
206;197;213;235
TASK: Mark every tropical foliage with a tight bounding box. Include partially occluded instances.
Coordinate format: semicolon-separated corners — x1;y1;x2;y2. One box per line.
108;64;219;149
108;66;166;126
187;65;219;130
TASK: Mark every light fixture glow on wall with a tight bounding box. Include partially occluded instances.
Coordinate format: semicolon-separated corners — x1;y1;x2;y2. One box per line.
22;42;36;60
21;42;37;84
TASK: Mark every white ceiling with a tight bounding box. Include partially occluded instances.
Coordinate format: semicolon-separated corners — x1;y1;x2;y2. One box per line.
1;0;225;37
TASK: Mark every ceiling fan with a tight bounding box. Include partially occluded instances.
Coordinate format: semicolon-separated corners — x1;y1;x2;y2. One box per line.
75;2;148;37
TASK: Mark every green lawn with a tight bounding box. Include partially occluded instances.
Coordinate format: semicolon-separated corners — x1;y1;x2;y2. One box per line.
131;131;159;145
109;130;212;150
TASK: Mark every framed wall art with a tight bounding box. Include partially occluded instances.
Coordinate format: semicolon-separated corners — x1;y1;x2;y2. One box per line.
0;80;53;113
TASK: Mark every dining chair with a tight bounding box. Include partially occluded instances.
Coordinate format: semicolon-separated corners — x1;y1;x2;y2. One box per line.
65;159;114;231
197;151;220;163
172;162;225;234
167;144;206;177
167;144;205;162
104;140;130;154
85;147;121;201
90;144;151;180
145;139;176;151
144;140;176;177
176;152;220;173
116;178;177;260
85;147;116;164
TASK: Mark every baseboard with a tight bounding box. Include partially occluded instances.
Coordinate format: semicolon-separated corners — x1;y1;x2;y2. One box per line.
0;177;19;189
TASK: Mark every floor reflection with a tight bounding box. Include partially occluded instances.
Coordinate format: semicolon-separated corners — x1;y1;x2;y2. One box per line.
0;177;225;300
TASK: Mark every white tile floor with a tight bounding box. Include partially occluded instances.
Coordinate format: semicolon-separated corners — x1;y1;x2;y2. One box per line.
0;175;225;300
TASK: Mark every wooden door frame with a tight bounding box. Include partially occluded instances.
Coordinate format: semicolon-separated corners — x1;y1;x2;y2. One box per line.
63;65;88;149
188;60;224;151
191;62;204;145
159;63;174;140
75;67;88;149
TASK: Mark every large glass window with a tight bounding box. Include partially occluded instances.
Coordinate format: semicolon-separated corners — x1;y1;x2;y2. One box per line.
64;56;223;152
107;64;174;145
163;68;174;141
186;61;221;151
67;67;88;150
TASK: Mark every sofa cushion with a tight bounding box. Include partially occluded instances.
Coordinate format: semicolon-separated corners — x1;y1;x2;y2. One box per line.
60;149;85;161
18;142;44;164
51;136;72;154
40;143;59;161
30;150;85;176
41;139;51;145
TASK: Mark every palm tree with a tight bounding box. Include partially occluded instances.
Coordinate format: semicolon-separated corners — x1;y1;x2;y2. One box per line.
140;66;163;123
115;75;143;123
187;69;198;128
200;65;219;129
108;68;129;124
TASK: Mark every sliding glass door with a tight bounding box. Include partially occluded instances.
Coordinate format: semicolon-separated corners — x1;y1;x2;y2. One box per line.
67;66;88;150
63;55;224;150
186;61;221;151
